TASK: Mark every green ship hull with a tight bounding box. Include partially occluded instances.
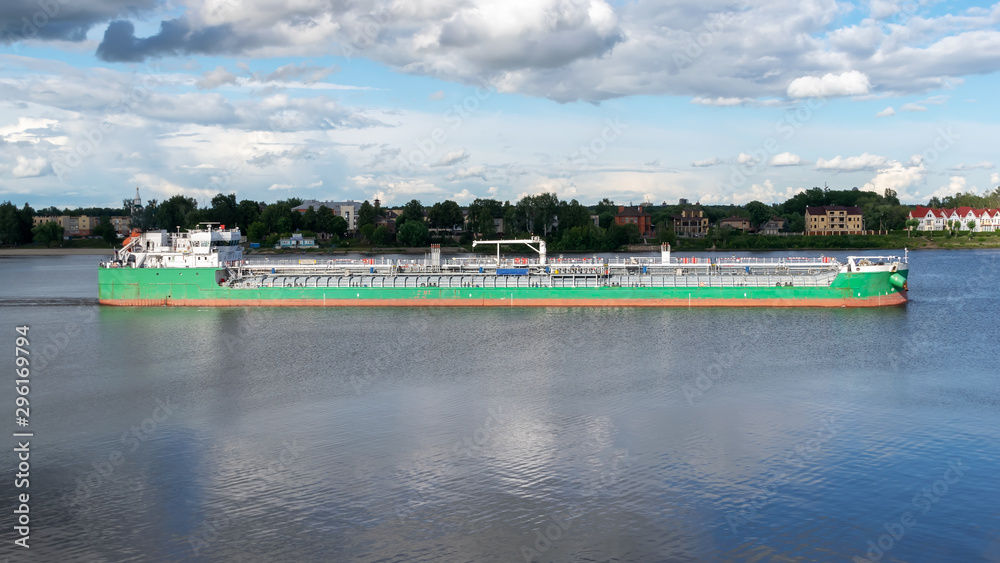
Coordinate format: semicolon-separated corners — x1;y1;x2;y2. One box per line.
98;266;908;307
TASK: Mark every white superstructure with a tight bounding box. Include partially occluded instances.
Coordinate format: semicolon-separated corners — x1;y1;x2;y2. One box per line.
111;223;242;268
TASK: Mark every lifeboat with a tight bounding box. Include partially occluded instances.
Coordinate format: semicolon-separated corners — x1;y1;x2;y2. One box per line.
122;228;142;248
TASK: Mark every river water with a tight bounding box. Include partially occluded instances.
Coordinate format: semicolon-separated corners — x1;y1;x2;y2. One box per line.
1;249;998;562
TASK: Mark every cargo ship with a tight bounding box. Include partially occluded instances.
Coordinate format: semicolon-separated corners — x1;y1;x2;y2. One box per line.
98;224;909;307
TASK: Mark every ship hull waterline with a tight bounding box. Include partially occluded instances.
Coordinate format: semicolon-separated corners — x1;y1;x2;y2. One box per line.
98;267;909;308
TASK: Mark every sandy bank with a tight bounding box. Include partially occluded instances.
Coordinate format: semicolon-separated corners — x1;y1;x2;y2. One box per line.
0;247;112;256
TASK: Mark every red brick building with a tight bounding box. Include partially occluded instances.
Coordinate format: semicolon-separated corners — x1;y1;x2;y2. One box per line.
614;206;653;237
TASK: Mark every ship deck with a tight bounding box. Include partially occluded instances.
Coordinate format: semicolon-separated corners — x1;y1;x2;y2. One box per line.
226;256;847;290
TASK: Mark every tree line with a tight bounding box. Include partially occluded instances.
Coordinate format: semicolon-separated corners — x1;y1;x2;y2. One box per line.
4;184;997;249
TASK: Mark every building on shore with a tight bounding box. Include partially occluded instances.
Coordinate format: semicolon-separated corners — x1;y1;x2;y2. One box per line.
277;233;317;248
718;216;753;233
108;216;131;237
32;215;100;237
908;206;1000;232
805;206;864;235
375;209;399;235
672;208;709;238
292;200;363;232
615;206;653;237
759;216;787;235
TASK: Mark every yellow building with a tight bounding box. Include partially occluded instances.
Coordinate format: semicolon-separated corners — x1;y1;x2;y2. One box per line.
805;206;864;235
672;208;709;237
31;215;101;236
108;216;131;236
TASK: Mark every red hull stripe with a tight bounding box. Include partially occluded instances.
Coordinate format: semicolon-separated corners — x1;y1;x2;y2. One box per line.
100;293;908;308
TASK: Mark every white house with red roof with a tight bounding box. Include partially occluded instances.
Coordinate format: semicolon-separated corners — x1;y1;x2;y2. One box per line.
909;206;999;232
908;206;946;231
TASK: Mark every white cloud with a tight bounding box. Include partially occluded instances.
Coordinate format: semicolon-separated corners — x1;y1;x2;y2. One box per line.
869;0;900;20
268;183;295;191
196;66;238;89
431;149;470;167
702;179;805;205
816;153;889;172
451;189;475;203
900;103;927;112
927;176;967;200
691;97;783;107
0;117;60;143
991;173;1000;185
133;173;220;201
307;180;324;189
787;71;871;98
449;165;487;180
737;153;756;165
257;63;337;84
692;158;719;167
351;178;445;204
768;152;802;167
861;160;926;198
876;106;896;117
920;95;949;106
950;161;993;171
63;0;1000;105
12;156;48;178
691;97;746;107
428;90;445;100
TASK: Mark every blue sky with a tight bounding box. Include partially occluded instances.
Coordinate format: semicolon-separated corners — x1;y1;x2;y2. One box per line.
1;0;998;209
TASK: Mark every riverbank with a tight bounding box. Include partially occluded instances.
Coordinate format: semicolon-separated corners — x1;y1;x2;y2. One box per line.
0;247;112;256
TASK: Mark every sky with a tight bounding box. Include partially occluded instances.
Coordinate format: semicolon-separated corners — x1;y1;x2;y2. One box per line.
1;0;999;209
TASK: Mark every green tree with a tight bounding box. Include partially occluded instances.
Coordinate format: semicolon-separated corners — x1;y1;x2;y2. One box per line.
210;193;237;226
156;195;197;230
276;217;293;235
0;202;30;245
467;198;503;235
329;216;348;239
137;199;157;231
476;207;496;238
905;218;919;237
247;221;268;242
371;225;390;246
260;202;296;234
301;206;318;231
558;199;592;231
594;198;616;216
315;206;333;233
656;221;676;245
528;193;559;234
360;223;375;242
396;199;425;227
784;212;805;233
237;199;262;227
778;187;827;216
745;200;772;229
967;220;977;237
357;201;376;230
428;200;463;230
93;221;118;245
397;219;429;247
32;221;64;247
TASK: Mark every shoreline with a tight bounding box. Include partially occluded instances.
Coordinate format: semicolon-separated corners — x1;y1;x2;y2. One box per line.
0;247;113;256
